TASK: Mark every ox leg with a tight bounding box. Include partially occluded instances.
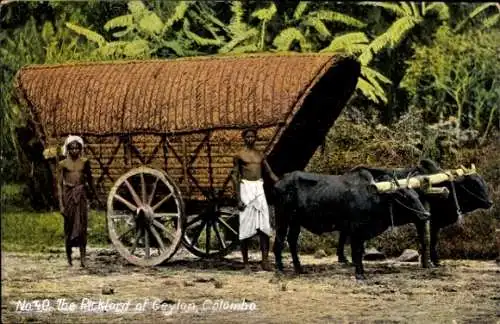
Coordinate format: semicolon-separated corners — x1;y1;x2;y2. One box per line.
287;224;304;274
65;240;72;267
79;243;86;268
337;232;350;264
259;231;272;271
430;225;441;267
416;220;431;269
351;237;365;280
273;224;288;273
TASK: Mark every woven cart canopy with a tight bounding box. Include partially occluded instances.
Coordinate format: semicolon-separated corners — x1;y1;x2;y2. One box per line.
14;53;359;136
14;53;360;175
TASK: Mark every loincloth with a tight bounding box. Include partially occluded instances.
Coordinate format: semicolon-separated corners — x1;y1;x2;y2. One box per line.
62;184;88;247
239;179;272;240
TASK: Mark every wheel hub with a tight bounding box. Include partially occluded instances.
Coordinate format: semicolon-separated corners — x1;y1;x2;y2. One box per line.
136;205;155;227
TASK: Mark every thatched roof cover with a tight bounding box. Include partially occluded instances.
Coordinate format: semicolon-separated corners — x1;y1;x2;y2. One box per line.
14;53;359;137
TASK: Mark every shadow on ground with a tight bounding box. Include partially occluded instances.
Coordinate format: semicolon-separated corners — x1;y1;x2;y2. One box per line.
81;248;454;283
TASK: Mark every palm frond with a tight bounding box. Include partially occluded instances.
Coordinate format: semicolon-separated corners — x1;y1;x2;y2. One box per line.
230;44;260;54
320;32;369;53
104;14;134;31
484;13;499;27
251;3;277;21
359;15;419;65
228;1;247;35
160;40;187;57
294;2;310;20
400;2;414;16
164;1;192;31
273;27;310;51
303;16;331;38
219;28;259;53
123;39;151;57
65;22;107;47
93;41;130;57
183;19;222;46
127;1;147;16
410;2;421;18
358;2;407;17
356;77;387;104
362;65;392;85
468;3;497;20
310;10;366;28
425;2;449;20
138;12;164;35
112;27;133;38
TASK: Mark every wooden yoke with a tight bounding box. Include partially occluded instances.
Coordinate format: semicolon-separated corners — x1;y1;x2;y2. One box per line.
374;165;478;196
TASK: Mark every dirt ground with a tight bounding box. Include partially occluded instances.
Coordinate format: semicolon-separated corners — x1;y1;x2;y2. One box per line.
2;246;499;324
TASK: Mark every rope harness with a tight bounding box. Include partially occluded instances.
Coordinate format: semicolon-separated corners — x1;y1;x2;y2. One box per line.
388;197;430;231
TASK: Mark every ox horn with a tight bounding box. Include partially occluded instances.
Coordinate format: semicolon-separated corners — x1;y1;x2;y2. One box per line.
470;163;476;171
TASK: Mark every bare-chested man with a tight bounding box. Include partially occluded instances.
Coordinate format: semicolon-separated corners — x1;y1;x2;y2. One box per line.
57;135;97;267
232;128;279;272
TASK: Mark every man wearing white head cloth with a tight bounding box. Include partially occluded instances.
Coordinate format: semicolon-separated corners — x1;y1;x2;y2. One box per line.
232;128;279;272
58;135;97;267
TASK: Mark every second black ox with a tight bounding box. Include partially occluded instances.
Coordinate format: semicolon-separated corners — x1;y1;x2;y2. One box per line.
272;168;430;280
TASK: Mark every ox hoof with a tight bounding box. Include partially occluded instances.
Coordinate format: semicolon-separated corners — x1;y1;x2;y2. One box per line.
355;274;366;281
339;259;352;267
430;261;441;268
294;266;307;275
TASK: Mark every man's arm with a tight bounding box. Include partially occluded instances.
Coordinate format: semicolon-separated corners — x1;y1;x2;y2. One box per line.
263;159;279;183
231;154;245;210
57;160;65;215
84;159;100;205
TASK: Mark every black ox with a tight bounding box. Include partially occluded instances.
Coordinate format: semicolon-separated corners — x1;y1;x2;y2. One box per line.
337;159;493;268
272;168;431;280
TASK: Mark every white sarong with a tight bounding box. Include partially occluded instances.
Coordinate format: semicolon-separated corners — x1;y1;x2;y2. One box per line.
239;179;272;240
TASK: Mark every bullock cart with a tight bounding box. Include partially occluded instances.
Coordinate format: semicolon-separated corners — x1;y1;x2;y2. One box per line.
13;53;362;266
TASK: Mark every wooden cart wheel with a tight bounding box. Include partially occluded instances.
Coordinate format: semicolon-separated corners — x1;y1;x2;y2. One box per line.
107;167;185;266
182;206;240;258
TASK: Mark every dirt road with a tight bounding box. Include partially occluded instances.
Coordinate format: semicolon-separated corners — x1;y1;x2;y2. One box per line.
2;247;499;323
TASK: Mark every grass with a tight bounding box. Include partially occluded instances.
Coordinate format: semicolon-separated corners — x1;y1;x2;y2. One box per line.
1;209;108;252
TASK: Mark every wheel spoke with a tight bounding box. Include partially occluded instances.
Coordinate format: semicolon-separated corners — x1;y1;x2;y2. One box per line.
189;219;206;246
185;214;202;227
150;226;166;251
212;221;226;249
154;213;179;220
152;192;173;211
110;213;134;221
152;219;176;242
118;225;136;240
217;217;238;236
124;179;143;207
144;229;150;258
114;194;138;212
140;173;146;203
130;230;141;254
205;221;211;254
148;176;160;205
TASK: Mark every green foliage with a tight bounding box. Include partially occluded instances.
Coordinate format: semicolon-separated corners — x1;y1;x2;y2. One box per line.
358;2;450;66
66;1;225;59
1;209;108;252
455;2;500;31
1;13;99;182
401;27;500;139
